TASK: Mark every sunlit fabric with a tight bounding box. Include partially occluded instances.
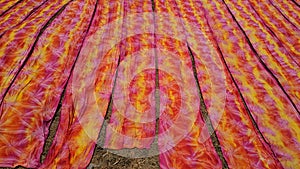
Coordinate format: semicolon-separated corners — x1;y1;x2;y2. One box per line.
0;0;299;168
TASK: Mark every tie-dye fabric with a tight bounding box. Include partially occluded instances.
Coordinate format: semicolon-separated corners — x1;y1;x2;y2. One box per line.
0;0;299;168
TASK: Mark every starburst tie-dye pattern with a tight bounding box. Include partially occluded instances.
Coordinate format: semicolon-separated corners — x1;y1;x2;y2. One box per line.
0;0;299;168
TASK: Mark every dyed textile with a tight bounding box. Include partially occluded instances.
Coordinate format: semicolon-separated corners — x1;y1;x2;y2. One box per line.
0;0;299;168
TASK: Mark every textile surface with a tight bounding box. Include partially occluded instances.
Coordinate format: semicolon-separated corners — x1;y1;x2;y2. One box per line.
0;0;299;168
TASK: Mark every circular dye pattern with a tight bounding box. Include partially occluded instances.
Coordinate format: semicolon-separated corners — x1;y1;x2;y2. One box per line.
72;12;226;158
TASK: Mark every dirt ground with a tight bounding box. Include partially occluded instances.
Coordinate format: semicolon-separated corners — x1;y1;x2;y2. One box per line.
88;147;159;169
